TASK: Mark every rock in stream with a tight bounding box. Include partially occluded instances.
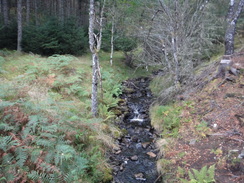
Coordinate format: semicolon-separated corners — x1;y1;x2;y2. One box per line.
110;77;160;183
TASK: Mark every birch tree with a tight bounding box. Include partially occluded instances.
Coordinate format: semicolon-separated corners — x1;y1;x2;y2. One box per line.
225;0;244;55
138;0;216;84
89;0;106;117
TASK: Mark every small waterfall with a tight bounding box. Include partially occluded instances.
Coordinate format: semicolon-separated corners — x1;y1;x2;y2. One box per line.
111;77;160;183
130;105;144;123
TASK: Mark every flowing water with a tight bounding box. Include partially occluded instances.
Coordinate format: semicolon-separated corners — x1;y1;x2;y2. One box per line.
111;77;160;183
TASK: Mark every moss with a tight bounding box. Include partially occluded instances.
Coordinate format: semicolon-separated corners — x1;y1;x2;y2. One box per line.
102;167;113;182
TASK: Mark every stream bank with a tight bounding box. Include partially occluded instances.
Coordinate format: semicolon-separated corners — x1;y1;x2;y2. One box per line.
110;77;160;183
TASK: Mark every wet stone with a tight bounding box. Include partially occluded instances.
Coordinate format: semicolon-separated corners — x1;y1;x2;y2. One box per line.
131;135;138;142
136;143;142;149
130;155;138;161
111;77;159;183
115;150;122;154
134;173;146;180
147;152;157;158
142;142;150;149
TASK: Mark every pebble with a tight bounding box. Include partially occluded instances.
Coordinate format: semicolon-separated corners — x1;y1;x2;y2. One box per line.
115;150;121;154
136;143;142;149
146;152;157;158
189;139;196;146
142;142;150;149
130;155;138;161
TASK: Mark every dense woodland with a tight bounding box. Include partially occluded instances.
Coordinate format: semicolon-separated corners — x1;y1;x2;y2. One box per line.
0;0;244;183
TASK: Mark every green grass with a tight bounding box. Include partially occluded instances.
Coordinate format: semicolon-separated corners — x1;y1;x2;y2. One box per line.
0;50;143;182
150;104;181;138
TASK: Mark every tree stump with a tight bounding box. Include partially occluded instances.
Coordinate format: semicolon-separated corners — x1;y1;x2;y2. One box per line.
216;55;238;78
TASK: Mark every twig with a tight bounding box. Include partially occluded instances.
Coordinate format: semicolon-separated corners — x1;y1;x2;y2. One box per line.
227;137;244;143
154;174;163;183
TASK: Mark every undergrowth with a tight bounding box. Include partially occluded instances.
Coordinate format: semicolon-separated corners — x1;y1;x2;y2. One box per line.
0;52;133;182
180;165;216;183
150;104;181;138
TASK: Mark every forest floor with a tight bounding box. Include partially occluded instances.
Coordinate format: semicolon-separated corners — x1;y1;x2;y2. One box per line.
159;49;244;183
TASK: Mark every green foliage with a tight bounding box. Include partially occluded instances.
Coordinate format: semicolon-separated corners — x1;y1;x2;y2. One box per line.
150;74;174;97
98;69;122;118
0;22;17;50
0;79;109;182
181;165;216;183
150;105;181;137
0;56;6;74
0;51;133;182
0;99;89;182
114;35;137;52
102;24;137;53
22;17;88;55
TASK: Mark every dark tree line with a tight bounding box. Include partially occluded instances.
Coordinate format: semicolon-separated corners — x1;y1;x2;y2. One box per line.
0;0;90;54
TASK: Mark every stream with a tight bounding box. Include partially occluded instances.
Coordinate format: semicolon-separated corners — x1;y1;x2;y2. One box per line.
110;77;160;183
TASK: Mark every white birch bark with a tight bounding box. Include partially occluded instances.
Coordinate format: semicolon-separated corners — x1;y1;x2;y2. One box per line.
89;0;106;117
225;0;244;55
110;19;115;66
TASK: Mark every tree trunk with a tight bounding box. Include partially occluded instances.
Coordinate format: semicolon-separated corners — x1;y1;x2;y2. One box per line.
91;53;99;116
26;0;30;24
17;0;22;52
89;0;98;117
225;0;244;55
2;0;9;26
172;36;179;85
110;15;115;66
88;0;106;116
34;0;38;25
58;0;64;23
0;0;2;14
66;0;71;17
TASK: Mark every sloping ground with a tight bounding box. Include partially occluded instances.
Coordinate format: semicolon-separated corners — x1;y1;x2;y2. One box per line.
157;50;244;183
0;51;147;182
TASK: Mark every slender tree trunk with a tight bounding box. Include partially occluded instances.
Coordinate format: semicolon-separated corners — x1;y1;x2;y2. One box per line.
2;0;9;26
172;36;179;85
89;0;98;116
26;0;30;24
91;53;99;116
0;0;2;14
58;0;64;23
110;16;115;66
163;47;171;72
66;0;71;17
17;0;23;52
89;0;106;116
225;0;244;55
34;0;38;25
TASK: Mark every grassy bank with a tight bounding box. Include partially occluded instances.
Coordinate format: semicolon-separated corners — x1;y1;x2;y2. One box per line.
0;50;150;182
